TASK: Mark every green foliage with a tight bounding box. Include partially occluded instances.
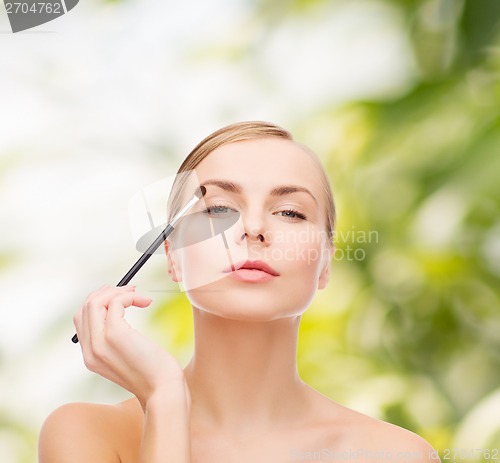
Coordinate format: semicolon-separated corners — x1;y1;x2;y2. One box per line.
291;0;500;458
0;412;38;463
4;0;496;461
153;0;500;458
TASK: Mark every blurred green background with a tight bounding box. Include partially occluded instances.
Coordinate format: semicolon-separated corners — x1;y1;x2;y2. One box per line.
1;0;499;462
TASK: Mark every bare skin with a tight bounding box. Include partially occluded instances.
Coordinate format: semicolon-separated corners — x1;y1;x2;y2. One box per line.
39;390;437;463
39;138;439;462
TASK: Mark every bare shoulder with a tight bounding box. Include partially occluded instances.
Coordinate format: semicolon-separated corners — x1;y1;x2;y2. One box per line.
355;411;439;461
305;390;440;463
38;398;143;463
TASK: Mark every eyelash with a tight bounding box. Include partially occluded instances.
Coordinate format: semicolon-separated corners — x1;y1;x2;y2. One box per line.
277;209;307;220
204;204;307;221
204;204;234;215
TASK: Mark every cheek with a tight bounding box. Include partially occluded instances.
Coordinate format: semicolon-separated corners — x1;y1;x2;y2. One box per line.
172;232;248;292
174;241;221;290
283;240;324;291
271;226;326;274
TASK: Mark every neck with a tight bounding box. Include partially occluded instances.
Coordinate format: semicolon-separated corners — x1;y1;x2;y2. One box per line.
183;308;310;434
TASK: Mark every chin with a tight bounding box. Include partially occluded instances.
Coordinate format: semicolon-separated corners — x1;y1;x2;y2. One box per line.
187;287;311;322
196;307;300;322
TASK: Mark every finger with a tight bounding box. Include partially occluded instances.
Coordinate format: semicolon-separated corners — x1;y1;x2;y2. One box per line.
84;287;148;341
104;291;152;311
86;299;108;346
79;299;96;351
78;287;150;359
82;286;134;329
88;284;137;307
79;285;133;353
87;289;143;338
105;300;129;342
105;293;152;335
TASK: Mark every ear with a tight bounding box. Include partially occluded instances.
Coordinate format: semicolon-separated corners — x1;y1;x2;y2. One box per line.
164;240;182;283
317;245;334;290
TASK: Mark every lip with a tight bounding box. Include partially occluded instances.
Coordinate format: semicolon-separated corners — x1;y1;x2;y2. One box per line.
223;259;280;282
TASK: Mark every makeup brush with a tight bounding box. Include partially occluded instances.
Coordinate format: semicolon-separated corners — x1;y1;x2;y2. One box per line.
71;185;206;343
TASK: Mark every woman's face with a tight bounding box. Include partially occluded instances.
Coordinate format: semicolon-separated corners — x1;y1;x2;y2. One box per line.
167;137;333;321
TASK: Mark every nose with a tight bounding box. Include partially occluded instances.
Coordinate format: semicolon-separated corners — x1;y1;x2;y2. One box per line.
235;209;269;245
241;231;265;242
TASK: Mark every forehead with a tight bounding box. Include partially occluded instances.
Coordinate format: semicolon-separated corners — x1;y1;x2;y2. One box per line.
194;138;321;193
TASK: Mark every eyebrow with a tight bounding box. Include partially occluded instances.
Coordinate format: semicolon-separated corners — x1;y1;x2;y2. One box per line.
200;179;318;204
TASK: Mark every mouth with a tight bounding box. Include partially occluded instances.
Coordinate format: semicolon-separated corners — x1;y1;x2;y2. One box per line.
222;260;280;282
223;260;280;276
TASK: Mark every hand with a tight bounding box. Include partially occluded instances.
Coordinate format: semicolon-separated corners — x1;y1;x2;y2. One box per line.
73;285;190;410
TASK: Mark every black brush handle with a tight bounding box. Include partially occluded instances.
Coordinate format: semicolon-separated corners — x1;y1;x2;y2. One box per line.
71;224;174;344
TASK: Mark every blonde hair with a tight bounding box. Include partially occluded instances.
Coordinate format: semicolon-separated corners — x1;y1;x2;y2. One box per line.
167;121;336;245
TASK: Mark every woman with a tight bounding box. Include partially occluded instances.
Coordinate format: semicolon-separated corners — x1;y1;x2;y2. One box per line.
39;121;439;463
